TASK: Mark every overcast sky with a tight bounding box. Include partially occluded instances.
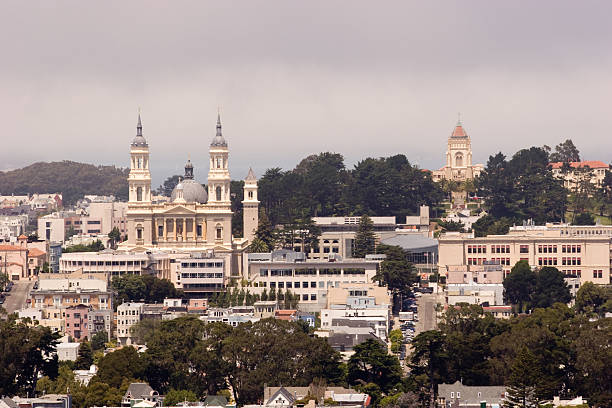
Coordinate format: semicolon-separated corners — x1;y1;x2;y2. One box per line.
1;1;611;187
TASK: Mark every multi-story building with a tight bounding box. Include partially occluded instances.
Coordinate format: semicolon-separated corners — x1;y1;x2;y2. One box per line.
116;302;144;345
438;227;611;286
30;277;112;310
0;215;28;241
432;119;484;182
59;250;171;279
246;250;380;312
65;304;89;341
0;235;47;280
320;283;392;342
172;252;226;297
309;206;431;260
550;160;609;189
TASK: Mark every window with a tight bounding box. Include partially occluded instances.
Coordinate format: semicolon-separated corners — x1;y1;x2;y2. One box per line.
136;187;143;201
520;245;529;254
311;281;316;288
158;225;164;236
137;228;143;240
450;392;454;399
216;186;222;201
302;294;308;301
197;225;202;236
294;282;300;288
311;294;317;301
457;392;461;399
216;226;222;240
248;191;253;199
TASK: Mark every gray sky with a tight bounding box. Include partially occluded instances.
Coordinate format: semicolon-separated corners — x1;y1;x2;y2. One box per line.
1;1;611;187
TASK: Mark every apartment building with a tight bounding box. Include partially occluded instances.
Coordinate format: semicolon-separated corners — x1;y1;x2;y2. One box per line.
0;235;47;280
117;302;144;346
171;252;226;297
438;227;611;286
550;160;609;189
30;277;112;310
247;250;380;312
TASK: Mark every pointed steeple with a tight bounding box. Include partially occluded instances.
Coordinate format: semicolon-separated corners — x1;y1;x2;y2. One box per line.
451;119;468;138
131;112;148;146
245;167;256;181
211;112;227;147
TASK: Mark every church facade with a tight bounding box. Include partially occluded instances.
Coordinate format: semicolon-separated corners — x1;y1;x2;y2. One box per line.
432;120;483;182
121;114;259;278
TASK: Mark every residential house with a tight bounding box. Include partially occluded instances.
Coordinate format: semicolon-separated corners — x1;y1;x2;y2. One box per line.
437;381;506;408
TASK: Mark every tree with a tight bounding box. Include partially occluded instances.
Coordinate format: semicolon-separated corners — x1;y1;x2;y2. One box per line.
108;227;122;248
163;389;198;406
573;212;595;225
374;245;418;300
548;139;580;163
91;331;108;352
252;211;275;251
75;341;93;370
156;175;181;197
504;347;542;408
531;267;571;309
408;331;448;406
348;339;402;393
247;237;269;253
436;219;465;232
353;215;376;258
0;316;59;396
503;261;536;313
96;346;145;389
575;282;611;317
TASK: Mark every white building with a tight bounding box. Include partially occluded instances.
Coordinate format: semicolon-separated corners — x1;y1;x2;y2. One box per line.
56;342;80;361
117;302;145;346
60;250;172;280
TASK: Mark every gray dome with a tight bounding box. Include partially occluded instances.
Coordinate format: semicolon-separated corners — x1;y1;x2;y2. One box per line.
131;135;148;147
171;179;207;203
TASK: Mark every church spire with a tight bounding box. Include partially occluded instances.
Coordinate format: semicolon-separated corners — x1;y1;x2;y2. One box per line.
137;113;142;137
211;112;227;147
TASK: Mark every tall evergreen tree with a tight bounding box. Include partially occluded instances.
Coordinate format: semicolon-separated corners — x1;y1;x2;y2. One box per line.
504;347;542;408
353;215;376;258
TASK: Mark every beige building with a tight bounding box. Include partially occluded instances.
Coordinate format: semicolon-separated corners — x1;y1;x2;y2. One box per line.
0;235;47;280
432;120;484;182
30;277;112;310
550;160;609;189
59;250;172;280
438;228;611;285
120;113;257;280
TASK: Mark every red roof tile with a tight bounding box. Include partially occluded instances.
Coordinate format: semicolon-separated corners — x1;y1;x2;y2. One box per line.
549;161;609;169
0;245;22;251
451;122;467;138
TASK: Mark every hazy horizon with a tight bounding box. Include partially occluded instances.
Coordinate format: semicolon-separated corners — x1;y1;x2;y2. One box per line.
2;1;611;187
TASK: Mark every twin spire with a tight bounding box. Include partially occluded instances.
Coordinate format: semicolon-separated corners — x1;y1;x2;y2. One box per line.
133;111;227;147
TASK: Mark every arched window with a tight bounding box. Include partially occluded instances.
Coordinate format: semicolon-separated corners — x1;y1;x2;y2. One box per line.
455;153;463;167
137;157;142;169
216;186;222;201
248;191;253;199
216;225;222;240
216;157;222;169
136;187;143;201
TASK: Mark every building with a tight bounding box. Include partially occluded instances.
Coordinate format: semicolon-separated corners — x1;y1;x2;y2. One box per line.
246;250;380;312
432;120;484;182
56;342;80;361
65;304;89;340
59;250;171;279
9;395;71;408
550;160;609;189
120;114;257;281
0;215;28;241
0;235;47;280
309;207;430;260
438;228;611;285
437;381;506;408
117;302;145;346
86;201;129;236
262;386;370;408
30;277;112;310
121;383;162;407
172;252;226;297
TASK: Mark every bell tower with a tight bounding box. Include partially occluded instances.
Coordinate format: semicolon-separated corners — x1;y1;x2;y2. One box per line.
242;167;259;242
128;114;152;204
207;114;231;204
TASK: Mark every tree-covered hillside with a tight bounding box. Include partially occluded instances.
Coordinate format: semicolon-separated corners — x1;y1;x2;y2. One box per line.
0;161;128;205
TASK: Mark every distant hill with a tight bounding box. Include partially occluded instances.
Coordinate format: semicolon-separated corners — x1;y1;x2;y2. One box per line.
0;161;129;205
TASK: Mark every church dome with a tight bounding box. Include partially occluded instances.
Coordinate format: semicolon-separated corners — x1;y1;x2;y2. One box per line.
171;159;207;203
171;179;207;203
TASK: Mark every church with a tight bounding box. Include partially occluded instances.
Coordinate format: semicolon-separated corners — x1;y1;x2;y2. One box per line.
432;119;483;182
120;113;259;277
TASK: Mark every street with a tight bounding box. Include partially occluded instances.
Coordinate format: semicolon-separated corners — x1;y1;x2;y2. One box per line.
3;280;33;314
415;293;441;333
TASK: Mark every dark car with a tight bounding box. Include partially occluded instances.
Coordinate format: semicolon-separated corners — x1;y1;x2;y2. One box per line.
0;295;5;304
